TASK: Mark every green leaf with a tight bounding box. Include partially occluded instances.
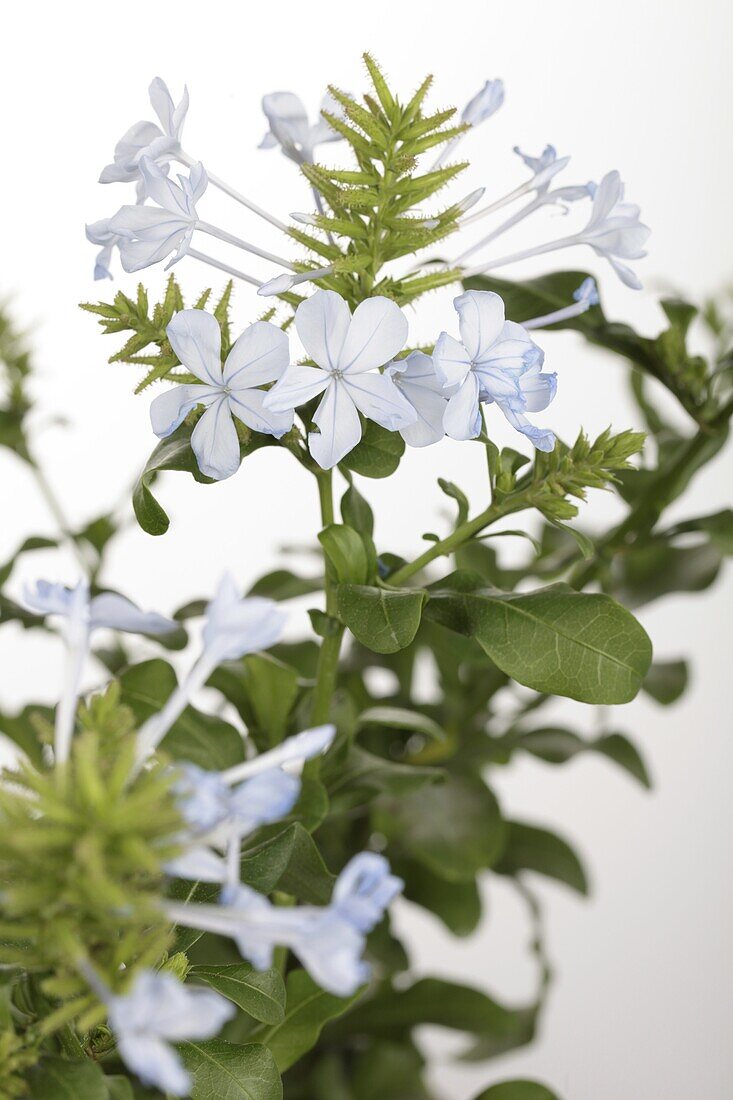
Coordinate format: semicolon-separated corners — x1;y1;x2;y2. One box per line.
248;569;322;601
324;744;441;812
319;524;370;585
472;1081;561;1100
356;706;446;742
514;727;650;787
0;704;50;766
189;963;286;1024
26;1058;108;1100
133;424;271;535
667;508;733;554
495;821;588;894
610;538;722;608
341;483;374;537
341;421;405;478
259;969;362;1072
241;823;334;904
337;585;426;654
210;654;300;750
103;1078;135;1100
178;1040;282;1100
339;977;535;1058
374;775;505;882
426;574;652;705
642;660;689;705
396;858;481;936
119;659;244;770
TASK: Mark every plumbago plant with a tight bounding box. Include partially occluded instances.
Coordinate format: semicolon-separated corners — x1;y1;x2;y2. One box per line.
1;56;733;1100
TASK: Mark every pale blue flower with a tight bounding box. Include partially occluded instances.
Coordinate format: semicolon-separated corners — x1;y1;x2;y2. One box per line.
576;171;650;288
387;352;447;447
435;291;553;449
574;276;600;306
166;852;403;996
108;157;206;273
263;290;414;469
150;309;292;481
259;91;345;163
100;78;189;196
462;79;505;125
513;144;570;194
107;969;233;1097
135;576;287;766
22;580;175;766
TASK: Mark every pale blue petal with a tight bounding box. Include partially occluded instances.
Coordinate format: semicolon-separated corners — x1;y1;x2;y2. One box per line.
333;852;404;933
150;383;220;438
165;847;228;883
433;332;473;388
263;364;329;412
443;372;482;440
308;381;362;469
454;291;505;363
229;769;301;833
88;593;175;635
116;1035;191;1097
343;372;417;431
166;310;224;386
203;576;286;661
338;297;408;374
295;290;351;370
191;398;241;480
228;390;294;438
223;321;290;387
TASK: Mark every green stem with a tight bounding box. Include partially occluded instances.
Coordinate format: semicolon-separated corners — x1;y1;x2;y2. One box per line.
389;492;534;586
311;471;345;725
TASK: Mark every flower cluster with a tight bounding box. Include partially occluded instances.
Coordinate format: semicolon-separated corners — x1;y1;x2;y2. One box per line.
14;573;403;1096
85;68;647;484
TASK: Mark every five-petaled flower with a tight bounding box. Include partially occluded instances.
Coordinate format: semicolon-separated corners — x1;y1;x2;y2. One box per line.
100;77;189;197
107;969;233;1097
107;157;205;273
435;290;556;451
264;290;415;469
259;90;345;163
150;308;292;481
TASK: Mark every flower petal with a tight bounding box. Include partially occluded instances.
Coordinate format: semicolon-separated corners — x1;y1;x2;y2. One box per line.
191;399;241;480
453;290;505;363
223;321;290;387
227;390;293;438
263;364;329;412
166;310;223;385
520;369;557;412
116;1036;191;1097
338;297;408;374
150;383;220;438
399;380;447;447
295;290;351;370
308;381;362;469
343;372;417;431
496;402;556;452
433;332;473;388
88;593;175;635
443;372;482;440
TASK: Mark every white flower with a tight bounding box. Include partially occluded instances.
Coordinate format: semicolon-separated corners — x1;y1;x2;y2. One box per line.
259;91;344;163
150;309;292;481
23;579;175;766
166;852;403;997
435;291;555;450
263;290;414;469
576;170;650;288
107;157;205;273
387;352;447;447
461;79;505;125
107;970;233;1097
100;77;189;196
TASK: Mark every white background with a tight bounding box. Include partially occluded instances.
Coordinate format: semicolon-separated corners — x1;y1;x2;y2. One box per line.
2;2;732;1097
